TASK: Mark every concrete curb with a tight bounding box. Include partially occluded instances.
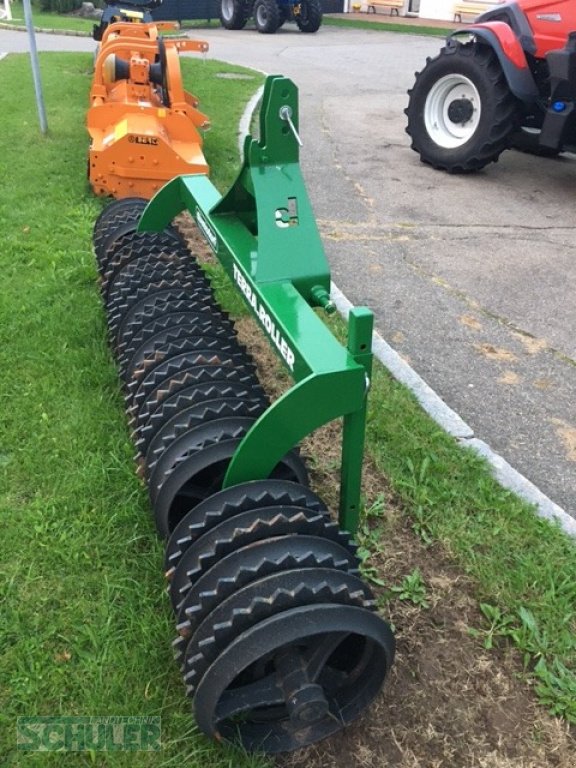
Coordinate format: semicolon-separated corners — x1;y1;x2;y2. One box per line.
0;22;90;36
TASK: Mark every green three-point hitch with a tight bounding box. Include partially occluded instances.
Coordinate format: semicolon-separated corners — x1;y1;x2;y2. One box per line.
138;75;374;534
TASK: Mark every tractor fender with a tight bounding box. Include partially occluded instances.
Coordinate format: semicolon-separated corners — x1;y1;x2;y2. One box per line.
449;22;539;104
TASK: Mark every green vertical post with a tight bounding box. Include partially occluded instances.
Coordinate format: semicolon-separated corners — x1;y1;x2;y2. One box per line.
339;308;374;533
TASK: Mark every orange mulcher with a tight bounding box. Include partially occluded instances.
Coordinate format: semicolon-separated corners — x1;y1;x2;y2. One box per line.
87;21;210;199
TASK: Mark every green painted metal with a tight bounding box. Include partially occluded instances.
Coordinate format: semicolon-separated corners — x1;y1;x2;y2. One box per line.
138;75;374;532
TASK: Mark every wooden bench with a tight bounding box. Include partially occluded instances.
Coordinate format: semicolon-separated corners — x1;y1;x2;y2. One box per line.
453;2;493;23
366;0;404;16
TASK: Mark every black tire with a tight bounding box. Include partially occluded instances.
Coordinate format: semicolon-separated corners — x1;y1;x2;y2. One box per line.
254;0;280;34
405;43;519;173
219;0;250;30
295;0;322;33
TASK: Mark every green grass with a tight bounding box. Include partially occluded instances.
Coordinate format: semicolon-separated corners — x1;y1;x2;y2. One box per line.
323;15;453;36
2;2;94;32
365;364;576;721
0;51;267;767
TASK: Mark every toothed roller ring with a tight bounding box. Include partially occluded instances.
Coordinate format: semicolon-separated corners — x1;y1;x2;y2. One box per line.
182;569;375;694
98;219;183;273
127;352;258;418
122;327;245;388
132;376;267;451
101;240;204;299
167;506;351;610
92;198;147;263
172;533;361;654
117;311;237;372
164;479;327;573
108;286;224;346
152;437;309;541
105;261;211;313
143;398;267;477
107;282;218;343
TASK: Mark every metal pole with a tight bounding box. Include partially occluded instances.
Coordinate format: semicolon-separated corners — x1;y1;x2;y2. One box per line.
22;0;48;135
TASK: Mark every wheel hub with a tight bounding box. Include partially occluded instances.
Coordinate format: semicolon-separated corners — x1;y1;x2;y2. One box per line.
423;73;482;149
447;97;474;125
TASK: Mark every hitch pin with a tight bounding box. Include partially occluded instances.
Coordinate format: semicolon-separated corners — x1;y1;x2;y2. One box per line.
279;105;303;147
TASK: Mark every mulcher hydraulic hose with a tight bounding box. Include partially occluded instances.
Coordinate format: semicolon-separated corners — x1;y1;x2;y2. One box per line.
90;76;395;755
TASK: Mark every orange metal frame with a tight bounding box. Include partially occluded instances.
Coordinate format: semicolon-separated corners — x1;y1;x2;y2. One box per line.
87;21;210;199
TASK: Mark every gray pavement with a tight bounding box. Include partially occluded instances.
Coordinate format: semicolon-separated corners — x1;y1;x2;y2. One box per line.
2;24;574;520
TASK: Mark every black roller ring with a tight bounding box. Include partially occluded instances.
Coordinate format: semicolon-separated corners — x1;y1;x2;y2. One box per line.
121;326;245;388
93;198;147;262
98;219;183;273
117;311;237;371
168;506;353;611
164;481;328;574
152;437;309;540
182;568;375;694
143;398;268;479
133;377;268;452
109;287;225;347
148;416;257;504
127;350;258;418
107;282;219;343
164;479;328;574
106;272;214;322
100;240;206;303
105;260;211;313
174;533;361;637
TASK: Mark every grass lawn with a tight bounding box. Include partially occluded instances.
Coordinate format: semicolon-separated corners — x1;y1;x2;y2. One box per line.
2;2;94;32
0;43;575;768
0;50;269;767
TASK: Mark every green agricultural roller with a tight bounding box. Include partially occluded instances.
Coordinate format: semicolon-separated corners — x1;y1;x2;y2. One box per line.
96;74;395;754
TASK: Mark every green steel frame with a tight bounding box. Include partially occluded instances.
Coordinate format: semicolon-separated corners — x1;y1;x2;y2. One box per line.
138;75;374;533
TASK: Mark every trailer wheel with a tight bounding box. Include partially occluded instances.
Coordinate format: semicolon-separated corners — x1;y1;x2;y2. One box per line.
405;43;519;173
254;0;281;34
219;0;250;29
295;0;322;33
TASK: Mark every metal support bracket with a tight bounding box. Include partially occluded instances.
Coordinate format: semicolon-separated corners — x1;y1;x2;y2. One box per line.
138;75;374;533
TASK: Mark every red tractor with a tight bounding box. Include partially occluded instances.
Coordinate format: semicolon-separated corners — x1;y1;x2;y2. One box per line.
405;0;576;172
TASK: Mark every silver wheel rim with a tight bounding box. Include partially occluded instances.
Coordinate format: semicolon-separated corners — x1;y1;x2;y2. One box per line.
424;74;481;148
256;3;267;25
221;0;235;22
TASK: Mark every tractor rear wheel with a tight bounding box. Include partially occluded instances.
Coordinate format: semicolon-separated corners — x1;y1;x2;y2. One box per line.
295;0;322;33
254;0;281;33
219;0;250;29
405;43;519;173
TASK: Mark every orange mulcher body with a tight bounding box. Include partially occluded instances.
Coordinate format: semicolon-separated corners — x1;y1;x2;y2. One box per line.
87;21;210;199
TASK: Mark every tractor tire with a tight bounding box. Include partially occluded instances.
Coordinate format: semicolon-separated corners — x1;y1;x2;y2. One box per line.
405;43;519;173
254;0;281;34
295;0;322;33
219;0;250;30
